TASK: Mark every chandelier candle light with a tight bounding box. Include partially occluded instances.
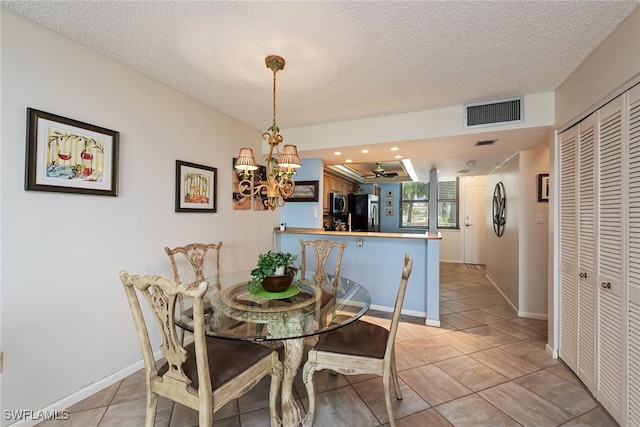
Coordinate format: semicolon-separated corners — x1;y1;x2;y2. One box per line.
234;55;301;210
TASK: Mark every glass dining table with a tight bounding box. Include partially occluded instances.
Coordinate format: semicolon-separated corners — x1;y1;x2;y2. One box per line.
175;271;371;427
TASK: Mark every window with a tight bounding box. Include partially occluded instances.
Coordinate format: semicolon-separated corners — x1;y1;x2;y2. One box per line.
400;178;459;229
400;182;429;227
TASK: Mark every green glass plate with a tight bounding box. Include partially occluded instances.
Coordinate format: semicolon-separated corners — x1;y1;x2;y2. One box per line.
250;283;301;300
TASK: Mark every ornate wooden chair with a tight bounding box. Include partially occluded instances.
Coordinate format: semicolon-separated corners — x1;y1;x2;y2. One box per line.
119;272;282;427
165;242;223;284
302;254;413;427
298;239;347;327
165;242;223;342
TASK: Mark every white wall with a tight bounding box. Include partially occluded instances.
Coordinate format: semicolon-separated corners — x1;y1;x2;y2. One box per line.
518;149;550;317
486;156;520;309
1;10;280;423
555;6;640;129
486;149;550;318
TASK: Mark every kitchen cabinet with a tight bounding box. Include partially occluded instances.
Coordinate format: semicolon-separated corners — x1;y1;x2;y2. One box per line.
322;171;358;213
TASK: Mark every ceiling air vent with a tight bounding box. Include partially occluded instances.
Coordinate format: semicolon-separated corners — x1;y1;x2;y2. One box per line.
475;139;497;146
464;96;523;129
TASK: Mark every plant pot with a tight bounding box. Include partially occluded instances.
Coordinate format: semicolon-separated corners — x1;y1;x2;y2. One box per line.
261;274;294;292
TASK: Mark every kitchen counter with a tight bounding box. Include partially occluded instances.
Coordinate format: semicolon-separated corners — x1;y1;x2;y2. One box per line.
276;227;442;240
274;227;441;326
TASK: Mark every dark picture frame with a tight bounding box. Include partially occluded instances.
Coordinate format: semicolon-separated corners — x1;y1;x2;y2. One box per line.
538;173;550;202
175;160;217;212
287;180;319;202
25;108;119;196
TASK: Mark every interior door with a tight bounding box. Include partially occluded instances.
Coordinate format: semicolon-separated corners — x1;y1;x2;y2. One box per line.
463;184;487;264
559;125;579;373
597;94;626;424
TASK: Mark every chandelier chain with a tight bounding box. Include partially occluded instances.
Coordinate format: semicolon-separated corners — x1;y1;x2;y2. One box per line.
272;68;278;131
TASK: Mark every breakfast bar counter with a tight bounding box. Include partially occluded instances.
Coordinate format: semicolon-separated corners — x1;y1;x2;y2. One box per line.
275;228;442;326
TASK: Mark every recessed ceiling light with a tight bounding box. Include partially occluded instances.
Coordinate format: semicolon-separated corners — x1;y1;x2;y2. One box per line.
465;160;476;166
345;159;352;163
458;169;470;174
390;147;399;151
395;155;402;159
334;151;341;156
361;149;369;153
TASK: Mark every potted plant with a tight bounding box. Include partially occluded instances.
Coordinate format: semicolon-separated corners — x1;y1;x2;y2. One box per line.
248;251;298;293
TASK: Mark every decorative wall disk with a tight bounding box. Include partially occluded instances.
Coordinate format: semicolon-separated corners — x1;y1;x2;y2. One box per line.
493;181;506;237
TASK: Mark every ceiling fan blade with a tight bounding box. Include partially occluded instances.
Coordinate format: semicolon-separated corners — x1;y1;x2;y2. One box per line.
383;172;398;177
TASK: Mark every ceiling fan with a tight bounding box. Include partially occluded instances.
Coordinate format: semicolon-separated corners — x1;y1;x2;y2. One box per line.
369;162;398;178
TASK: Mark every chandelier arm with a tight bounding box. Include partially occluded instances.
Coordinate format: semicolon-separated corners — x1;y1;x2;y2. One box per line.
237;179;266;197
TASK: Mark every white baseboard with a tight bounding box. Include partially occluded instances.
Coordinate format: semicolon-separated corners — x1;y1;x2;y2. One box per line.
424;318;441;327
368;304;440;327
484;274;548;320
484;274;518;315
546;343;558;359
368;303;426;319
517;311;548;321
10;351;163;427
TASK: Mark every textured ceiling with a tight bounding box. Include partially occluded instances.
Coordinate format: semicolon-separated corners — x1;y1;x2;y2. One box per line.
4;0;639;179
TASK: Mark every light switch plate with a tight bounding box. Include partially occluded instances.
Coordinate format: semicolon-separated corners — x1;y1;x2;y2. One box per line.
536;214;544;224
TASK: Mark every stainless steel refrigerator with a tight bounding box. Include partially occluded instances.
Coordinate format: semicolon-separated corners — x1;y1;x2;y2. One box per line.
348;194;379;231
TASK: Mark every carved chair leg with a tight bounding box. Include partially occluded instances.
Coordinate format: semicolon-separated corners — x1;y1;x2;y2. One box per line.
391;351;402;400
198;407;212;427
302;362;318;427
382;372;397;427
269;358;284;427
145;392;159;427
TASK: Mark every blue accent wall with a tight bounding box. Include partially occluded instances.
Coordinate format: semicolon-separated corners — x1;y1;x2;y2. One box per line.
281;158;323;228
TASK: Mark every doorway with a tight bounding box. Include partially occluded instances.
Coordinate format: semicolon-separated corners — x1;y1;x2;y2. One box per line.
463;183;487;265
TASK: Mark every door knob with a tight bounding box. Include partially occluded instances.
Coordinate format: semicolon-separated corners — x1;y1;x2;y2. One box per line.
601;282;611;289
465;223;471;227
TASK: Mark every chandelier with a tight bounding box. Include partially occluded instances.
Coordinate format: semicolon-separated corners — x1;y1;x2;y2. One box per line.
234;55;301;210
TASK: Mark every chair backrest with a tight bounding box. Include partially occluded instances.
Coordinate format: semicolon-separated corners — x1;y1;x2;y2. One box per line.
120;271;211;408
165;242;223;283
299;239;347;284
385;254;413;359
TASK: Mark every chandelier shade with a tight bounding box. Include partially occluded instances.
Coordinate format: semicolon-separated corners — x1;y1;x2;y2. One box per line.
278;145;302;171
234;148;259;172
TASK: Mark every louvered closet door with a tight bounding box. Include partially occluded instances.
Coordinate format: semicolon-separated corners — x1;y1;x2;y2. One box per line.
577;113;597;393
627;84;640;427
597;93;627;424
559;125;579;372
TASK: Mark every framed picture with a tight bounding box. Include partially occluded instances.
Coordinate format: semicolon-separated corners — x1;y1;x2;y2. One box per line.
538;173;550;202
25;108;119;196
386;208;394;216
175;160;217;212
288;180;319;202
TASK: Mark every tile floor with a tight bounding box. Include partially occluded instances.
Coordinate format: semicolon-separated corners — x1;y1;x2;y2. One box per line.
38;263;618;426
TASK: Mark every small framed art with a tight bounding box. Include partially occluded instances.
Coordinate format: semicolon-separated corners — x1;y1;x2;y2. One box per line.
537;174;549;202
287;180;319;202
175;160;217;212
25;108;119;196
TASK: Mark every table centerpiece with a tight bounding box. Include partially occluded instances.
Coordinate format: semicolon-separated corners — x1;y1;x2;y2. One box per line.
248;251;298;294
